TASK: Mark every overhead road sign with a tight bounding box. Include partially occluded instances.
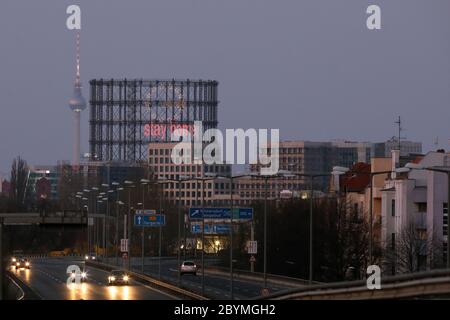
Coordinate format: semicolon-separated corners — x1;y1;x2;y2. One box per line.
134;214;166;227
189;207;253;220
191;223;230;234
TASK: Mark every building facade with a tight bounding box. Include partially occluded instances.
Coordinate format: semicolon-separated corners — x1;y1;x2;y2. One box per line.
380;151;449;273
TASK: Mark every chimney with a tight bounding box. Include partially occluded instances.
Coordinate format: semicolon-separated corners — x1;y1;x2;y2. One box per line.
391;149;400;179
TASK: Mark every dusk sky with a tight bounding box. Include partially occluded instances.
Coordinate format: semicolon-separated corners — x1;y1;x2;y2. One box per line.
1;0;450;175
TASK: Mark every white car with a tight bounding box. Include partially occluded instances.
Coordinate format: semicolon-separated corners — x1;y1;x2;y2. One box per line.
180;261;197;276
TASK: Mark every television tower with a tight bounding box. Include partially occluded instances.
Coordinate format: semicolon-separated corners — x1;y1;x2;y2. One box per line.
68;32;86;167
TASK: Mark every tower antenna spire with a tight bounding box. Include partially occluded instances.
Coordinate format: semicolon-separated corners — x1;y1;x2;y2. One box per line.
68;31;87;167
394;116;407;151
76;32;81;84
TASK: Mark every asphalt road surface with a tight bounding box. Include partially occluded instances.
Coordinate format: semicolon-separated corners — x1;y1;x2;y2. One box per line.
131;258;288;299
10;257;177;300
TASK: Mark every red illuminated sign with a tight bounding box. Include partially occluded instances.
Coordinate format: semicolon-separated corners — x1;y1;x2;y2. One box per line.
143;123;196;139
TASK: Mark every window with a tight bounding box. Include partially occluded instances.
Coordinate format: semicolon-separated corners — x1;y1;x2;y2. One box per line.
417;202;427;213
444;203;448;237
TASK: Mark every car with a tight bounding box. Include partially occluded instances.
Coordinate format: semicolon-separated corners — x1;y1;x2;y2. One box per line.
10;256;19;268
180;261;197;276
14;258;31;269
107;270;130;286
69;269;87;283
84;253;97;261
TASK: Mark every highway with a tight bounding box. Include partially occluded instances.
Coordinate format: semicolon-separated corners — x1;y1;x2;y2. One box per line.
129;258;290;299
9;257;177;300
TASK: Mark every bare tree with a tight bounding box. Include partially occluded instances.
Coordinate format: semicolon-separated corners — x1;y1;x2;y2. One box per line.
10;156;29;211
383;222;439;274
315;196;370;281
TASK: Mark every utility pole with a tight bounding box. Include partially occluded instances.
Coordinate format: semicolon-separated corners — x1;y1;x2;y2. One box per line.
0;217;3;300
128;188;132;271
263;177;268;288
309;175;314;285
201;178;205;296
141;183;146;273
158;184;163;280
177;181;182;286
229;177;234;300
250;221;255;273
123;214;127;269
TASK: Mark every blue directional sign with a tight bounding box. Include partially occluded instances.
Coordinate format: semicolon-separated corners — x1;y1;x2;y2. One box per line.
191;223;230;234
134;214;166;227
213;224;230;234
189;207;253;220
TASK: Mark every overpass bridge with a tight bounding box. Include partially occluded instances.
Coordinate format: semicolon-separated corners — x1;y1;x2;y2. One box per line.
258;269;450;300
0;212;114;299
0;212;114;226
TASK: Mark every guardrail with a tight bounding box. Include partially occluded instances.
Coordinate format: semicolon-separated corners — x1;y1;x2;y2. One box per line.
22;253;84;259
256;269;450;300
205;266;317;288
86;260;208;300
5;271;42;300
5;275;25;300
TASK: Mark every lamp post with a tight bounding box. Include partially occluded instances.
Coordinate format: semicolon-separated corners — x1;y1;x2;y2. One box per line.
140;178;150;273
159;175;190;286
113;183;123;266
156;177;170;280
82;189;91;256
82;202;89;255
249;170;293;289
208;173;251;300
101;184;111;260
91;187;99;257
282;169;344;285
188;174;216;297
124;180;135;271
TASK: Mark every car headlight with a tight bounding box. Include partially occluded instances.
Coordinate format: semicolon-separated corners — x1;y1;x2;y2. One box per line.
92;256;96;260
12;258;16;262
71;272;76;278
81;272;87;278
85;255;89;260
25;262;30;266
16;262;20;266
110;276;116;281
123;276;129;281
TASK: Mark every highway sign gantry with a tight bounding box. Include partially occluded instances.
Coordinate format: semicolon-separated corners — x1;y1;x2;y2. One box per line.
134;214;166;227
189;207;253;220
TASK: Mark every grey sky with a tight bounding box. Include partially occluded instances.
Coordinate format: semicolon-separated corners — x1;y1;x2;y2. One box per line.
0;0;449;174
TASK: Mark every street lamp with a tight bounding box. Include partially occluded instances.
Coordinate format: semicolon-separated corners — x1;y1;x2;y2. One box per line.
184;173;217;297
249;170;294;289
156;177;170;280
139;178;149;273
158;175;190;286
124;180;135;271
207;172;252;300
280;169;344;285
80;191;90;257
